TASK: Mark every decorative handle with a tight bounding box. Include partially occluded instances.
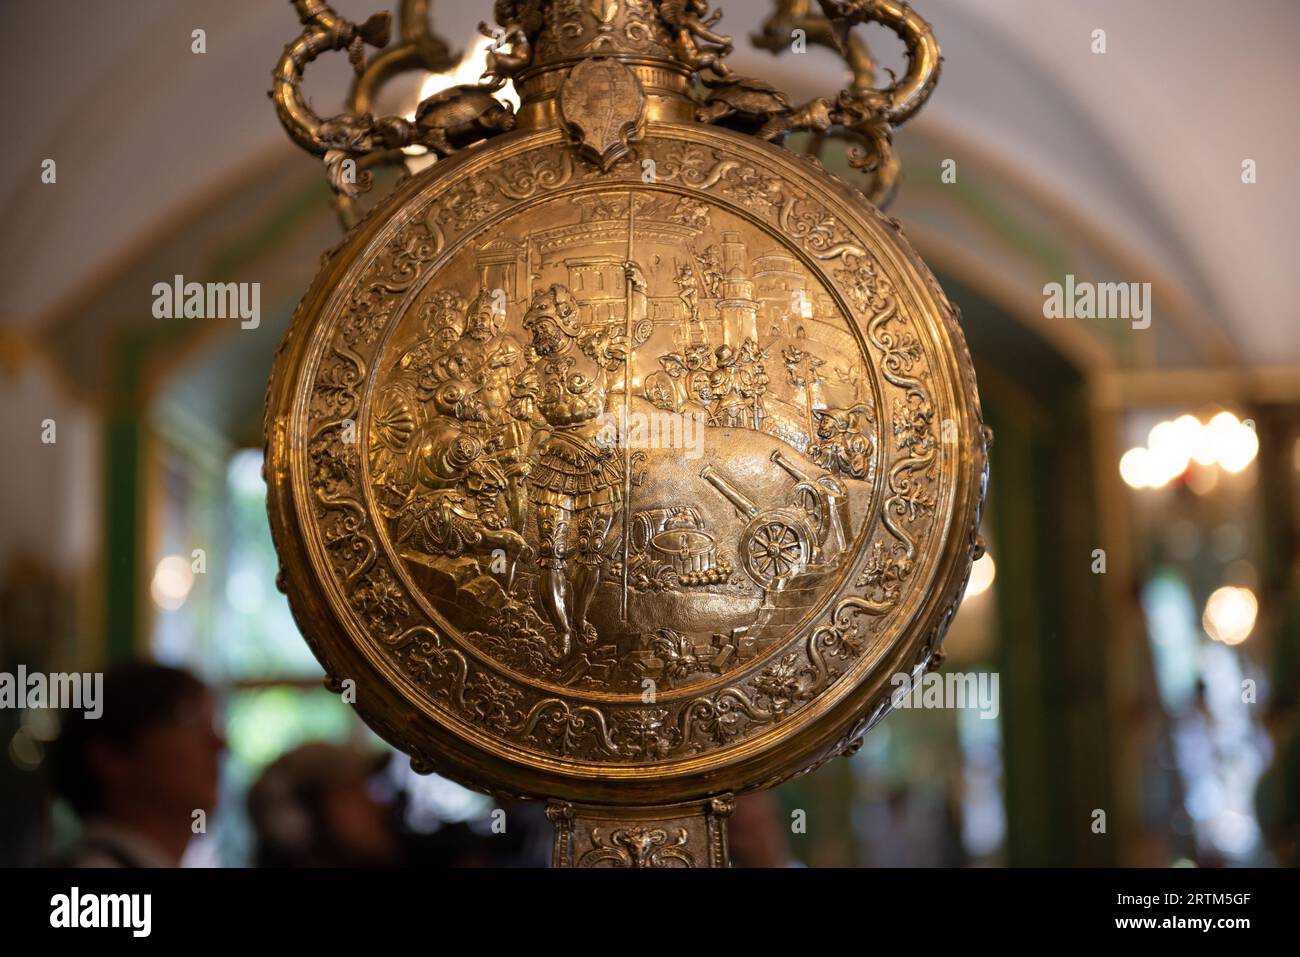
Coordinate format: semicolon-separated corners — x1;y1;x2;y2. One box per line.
747;0;941;207
270;0;393;157
350;0;457;114
819;0;941;126
820;0;940;206
270;0;522;220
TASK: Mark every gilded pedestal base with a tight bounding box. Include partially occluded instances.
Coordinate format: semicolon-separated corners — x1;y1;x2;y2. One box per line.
547;796;734;868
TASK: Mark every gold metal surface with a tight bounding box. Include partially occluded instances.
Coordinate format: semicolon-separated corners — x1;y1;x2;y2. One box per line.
548;795;734;867
265;0;986;867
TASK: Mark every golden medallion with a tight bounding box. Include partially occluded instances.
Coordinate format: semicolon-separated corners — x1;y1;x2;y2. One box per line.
265;0;987;866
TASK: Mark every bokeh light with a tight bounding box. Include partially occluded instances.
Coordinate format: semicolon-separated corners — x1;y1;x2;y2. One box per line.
1121;410;1258;489
150;554;195;611
964;552;996;600
1202;585;1258;645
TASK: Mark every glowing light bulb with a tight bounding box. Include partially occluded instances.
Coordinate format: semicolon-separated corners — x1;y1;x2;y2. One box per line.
1217;417;1259;474
1203;586;1257;645
1119;447;1152;489
1146;419;1190;487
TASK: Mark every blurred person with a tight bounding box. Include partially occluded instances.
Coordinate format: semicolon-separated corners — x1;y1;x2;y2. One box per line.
50;661;224;867
247;741;398;867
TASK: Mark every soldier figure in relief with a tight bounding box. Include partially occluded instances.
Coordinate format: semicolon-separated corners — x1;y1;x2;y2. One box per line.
395;291;466;392
444;290;531;534
706;344;748;427
399;380;531;570
518;284;628;659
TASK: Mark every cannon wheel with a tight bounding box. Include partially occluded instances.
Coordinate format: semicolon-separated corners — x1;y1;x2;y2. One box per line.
789;480;828;544
740;509;814;590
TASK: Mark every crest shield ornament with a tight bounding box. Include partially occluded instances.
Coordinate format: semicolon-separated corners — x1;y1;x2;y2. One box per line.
559;58;647;170
266;0;987;867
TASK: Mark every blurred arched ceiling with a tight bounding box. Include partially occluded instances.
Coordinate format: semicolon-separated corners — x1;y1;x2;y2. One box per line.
1;0;1296;365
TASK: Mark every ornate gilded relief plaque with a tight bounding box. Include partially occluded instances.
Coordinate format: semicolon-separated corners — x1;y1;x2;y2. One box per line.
265;0;987;865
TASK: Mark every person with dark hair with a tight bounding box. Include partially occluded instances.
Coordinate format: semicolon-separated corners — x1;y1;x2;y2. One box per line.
247;741;397;867
50;661;224;867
